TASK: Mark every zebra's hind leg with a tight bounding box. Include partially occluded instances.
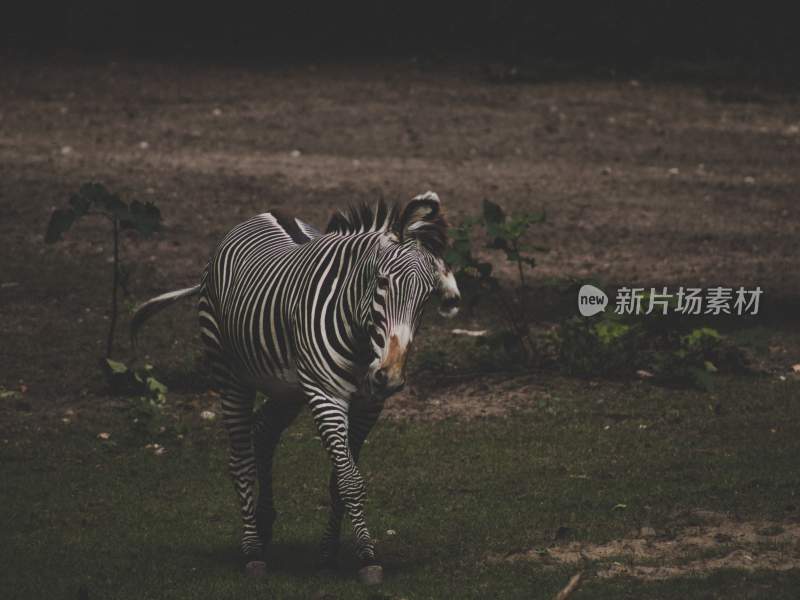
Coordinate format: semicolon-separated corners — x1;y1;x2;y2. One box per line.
216;381;263;572
253;395;304;548
319;399;385;572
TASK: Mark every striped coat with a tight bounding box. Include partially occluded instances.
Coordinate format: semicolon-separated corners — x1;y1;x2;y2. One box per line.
132;192;460;583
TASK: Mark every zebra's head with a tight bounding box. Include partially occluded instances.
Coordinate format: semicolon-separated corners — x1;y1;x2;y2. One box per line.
366;192;461;395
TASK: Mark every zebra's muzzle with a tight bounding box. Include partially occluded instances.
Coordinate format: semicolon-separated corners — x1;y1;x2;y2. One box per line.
371;367;405;395
367;334;408;396
438;294;460;318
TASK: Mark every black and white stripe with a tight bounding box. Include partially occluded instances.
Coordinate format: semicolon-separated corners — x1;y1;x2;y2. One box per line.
132;191;460;577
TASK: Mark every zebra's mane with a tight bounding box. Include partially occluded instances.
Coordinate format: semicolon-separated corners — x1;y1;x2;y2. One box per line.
325;199;400;236
325;198;448;257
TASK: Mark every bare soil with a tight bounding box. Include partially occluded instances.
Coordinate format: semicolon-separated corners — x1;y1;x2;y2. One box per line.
1;56;799;406
497;510;800;580
384;373;549;420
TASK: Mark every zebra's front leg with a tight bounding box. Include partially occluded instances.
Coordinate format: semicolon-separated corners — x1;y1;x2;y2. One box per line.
218;384;264;574
319;400;385;571
309;394;382;584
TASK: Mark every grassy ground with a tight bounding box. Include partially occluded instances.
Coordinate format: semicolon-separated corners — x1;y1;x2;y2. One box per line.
3;374;799;599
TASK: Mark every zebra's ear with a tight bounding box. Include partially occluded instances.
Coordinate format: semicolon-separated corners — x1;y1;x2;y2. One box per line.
398;191;447;255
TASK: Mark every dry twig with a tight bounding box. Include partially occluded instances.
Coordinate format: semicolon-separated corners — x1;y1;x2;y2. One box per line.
552;572;583;600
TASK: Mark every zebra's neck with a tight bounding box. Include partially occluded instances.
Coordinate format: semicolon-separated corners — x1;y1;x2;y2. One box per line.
328;231;387;358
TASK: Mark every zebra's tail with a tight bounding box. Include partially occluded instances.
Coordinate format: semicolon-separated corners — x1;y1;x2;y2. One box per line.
130;285;201;348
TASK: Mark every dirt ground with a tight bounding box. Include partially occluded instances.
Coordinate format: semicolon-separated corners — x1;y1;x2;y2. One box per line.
497;509;800;580
2;56;799;403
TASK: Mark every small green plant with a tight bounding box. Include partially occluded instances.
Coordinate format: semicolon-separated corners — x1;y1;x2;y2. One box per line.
104;359;168;400
104;359;170;436
446;199;547;365
652;326;748;390
554;313;643;377
446;199;545;286
481;198;546;287
554;306;749;389
46;182;161;358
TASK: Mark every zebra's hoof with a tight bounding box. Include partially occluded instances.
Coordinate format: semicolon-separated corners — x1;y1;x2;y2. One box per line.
316;557;338;574
358;564;383;585
316;565;338;579
245;560;267;578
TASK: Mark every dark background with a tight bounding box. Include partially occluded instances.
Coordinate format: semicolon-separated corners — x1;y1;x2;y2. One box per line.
3;2;798;70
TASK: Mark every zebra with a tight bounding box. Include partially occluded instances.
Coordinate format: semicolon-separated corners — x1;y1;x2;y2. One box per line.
131;191;461;584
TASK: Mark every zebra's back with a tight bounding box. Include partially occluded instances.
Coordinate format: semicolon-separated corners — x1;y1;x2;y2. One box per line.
200;211;321;390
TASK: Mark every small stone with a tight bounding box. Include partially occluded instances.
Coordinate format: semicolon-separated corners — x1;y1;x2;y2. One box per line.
785;124;799;135
386;529;397;536
97;432;111;440
200;410;216;421
640;526;657;537
290;149;302;158
60;146;73;155
138;141;149;149
744;176;756;185
212;108;222;116
668;167;680;176
145;443;166;455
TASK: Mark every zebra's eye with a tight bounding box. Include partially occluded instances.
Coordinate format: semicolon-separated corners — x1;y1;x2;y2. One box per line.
376;276;389;290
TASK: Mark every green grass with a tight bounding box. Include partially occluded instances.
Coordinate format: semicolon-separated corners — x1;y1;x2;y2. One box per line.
2;375;800;599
